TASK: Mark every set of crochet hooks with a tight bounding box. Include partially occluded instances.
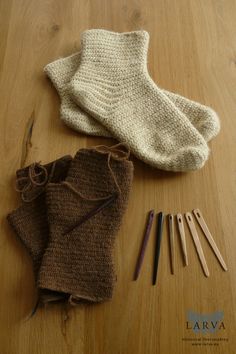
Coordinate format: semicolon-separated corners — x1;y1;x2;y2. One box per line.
134;208;227;283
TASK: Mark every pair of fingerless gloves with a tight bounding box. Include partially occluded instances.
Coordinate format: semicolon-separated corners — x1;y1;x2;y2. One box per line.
7;144;133;305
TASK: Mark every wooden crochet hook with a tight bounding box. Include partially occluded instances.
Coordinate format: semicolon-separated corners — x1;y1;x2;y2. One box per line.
185;212;210;277
134;210;155;280
153;212;164;285
63;192;118;236
193;209;228;271
168;214;175;274
176;213;188;266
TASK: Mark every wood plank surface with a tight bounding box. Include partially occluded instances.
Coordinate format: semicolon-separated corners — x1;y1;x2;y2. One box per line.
0;1;236;353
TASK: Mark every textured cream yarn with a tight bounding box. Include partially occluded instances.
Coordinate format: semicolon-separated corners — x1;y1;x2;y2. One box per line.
45;52;220;142
69;30;215;171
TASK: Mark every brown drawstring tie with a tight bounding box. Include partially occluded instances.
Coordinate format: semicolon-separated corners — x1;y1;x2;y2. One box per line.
15;161;57;202
93;142;130;160
93;142;130;195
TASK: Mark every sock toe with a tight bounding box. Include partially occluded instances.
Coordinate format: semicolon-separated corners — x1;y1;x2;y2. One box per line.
181;145;209;171
167;141;209;172
198;108;220;142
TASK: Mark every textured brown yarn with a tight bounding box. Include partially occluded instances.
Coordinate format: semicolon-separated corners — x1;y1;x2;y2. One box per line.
7;155;72;277
38;145;133;303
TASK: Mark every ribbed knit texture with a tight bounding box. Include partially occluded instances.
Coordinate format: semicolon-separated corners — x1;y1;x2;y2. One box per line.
38;148;133;302
69;30;212;172
44;53;111;136
45;51;220;142
7;156;72;278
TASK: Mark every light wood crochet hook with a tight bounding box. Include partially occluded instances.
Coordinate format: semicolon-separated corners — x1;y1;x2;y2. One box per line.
176;213;188;266
193;209;228;271
185;212;210;277
168;214;175;274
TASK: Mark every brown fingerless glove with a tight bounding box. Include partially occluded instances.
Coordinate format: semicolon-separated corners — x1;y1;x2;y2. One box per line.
38;144;133;303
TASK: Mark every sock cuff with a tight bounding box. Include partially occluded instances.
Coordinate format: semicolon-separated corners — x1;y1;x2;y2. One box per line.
80;29;149;65
44;52;80;94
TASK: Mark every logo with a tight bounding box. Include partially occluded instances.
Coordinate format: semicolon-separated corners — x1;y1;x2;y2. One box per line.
186;311;225;334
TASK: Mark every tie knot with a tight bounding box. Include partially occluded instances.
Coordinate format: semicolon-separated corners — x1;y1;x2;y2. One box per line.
15;162;56;202
94;143;130;161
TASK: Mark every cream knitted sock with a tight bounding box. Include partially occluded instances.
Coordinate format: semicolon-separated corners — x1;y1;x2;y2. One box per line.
45;52;220;142
69;30;210;172
44;53;111;136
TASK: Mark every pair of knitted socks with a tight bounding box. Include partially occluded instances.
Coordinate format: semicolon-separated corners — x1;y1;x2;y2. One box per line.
45;29;220;172
7;144;133;305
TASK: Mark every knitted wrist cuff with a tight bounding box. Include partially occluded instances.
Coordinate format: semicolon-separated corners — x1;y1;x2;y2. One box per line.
65;148;120;199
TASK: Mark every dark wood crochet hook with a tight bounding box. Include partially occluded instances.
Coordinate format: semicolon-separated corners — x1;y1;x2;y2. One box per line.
168;214;175;274
134;209;155;281
63;192;118;236
153;212;164;285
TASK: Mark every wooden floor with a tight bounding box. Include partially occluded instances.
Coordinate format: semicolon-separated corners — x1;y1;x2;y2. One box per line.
1;1;236;353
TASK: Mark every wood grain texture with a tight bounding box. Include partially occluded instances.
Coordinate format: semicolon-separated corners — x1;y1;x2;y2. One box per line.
0;0;236;353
